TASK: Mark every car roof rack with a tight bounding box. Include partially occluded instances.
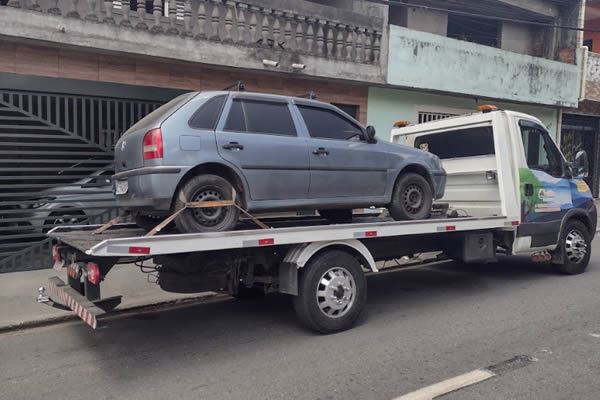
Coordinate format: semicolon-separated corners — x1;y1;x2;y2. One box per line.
223;81;246;92
298;91;317;100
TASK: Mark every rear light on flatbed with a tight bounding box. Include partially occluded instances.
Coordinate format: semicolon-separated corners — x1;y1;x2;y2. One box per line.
143;128;163;160
86;262;101;285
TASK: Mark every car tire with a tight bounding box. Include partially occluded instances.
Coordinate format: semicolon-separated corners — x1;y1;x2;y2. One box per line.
43;209;86;233
174;174;240;233
293;250;366;334
554;220;591;275
318;209;353;223
388;172;433;221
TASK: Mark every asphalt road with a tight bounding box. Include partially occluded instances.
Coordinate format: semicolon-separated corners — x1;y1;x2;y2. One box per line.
3;241;600;400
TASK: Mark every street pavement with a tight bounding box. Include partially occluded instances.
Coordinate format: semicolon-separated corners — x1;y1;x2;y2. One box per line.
2;240;600;400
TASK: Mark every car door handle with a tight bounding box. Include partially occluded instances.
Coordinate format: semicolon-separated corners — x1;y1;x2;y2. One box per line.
312;147;330;156
222;142;244;151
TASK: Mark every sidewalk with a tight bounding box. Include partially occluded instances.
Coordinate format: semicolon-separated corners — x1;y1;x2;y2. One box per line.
0;264;216;331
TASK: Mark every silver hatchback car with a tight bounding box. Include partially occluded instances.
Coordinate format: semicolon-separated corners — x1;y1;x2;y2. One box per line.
113;91;446;233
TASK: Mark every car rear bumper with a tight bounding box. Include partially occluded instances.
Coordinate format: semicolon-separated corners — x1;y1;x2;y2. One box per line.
432;170;447;199
114;166;189;212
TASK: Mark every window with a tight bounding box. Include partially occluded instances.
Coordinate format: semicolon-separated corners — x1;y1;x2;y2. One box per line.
224;99;296;136
189;95;226;130
520;122;564;177
298;106;363;141
414;126;495;159
447;14;500;48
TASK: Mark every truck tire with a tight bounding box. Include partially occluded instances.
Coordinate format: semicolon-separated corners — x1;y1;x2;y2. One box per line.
318;209;353;223
554;219;592;275
174;174;239;233
293;250;366;334
388;172;433;221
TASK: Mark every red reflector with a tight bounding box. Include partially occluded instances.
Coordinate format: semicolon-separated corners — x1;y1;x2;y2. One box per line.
143;128;163;160
446;226;456;231
258;238;274;246
51;245;61;262
511;220;520;226
87;262;100;285
365;231;378;237
129;246;150;255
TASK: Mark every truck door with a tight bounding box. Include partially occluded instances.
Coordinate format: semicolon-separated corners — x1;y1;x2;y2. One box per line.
517;120;574;248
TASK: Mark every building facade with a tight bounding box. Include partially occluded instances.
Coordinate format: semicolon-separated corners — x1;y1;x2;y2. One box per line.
366;0;585;145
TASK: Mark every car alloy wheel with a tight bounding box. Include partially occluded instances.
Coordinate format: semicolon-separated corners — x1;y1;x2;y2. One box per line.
565;228;587;264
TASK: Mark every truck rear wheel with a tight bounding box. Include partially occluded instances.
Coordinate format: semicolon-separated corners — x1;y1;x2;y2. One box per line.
554;220;591;275
293;250;366;334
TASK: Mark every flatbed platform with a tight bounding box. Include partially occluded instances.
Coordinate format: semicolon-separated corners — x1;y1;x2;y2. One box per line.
48;215;513;258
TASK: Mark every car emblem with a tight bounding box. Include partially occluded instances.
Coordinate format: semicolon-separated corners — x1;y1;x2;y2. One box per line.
121;140;126;151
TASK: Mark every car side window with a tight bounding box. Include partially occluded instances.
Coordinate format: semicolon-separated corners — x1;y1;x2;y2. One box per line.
298;106;363;141
189;95;227;130
520;122;564;178
224;99;297;136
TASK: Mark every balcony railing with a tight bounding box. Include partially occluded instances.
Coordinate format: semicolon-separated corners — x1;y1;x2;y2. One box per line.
4;0;382;65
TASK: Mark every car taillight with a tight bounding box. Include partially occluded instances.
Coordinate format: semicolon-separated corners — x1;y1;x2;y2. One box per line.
143;128;163;160
86;262;101;285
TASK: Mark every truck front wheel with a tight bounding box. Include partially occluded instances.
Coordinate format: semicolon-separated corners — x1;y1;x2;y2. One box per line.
293;250;367;334
554;220;592;275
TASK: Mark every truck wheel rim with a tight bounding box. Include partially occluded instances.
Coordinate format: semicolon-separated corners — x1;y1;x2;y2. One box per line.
191;189;227;227
316;267;356;319
403;184;424;214
565;229;587;264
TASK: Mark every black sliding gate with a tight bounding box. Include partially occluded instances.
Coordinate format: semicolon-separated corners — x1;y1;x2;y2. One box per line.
0;89;162;272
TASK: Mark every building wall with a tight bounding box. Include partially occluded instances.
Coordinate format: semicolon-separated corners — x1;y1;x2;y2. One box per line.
387;25;583;108
367;86;560;142
500;22;535;56
389;7;448;36
0;43;369;123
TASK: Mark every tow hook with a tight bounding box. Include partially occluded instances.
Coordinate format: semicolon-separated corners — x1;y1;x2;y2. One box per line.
531;251;552;263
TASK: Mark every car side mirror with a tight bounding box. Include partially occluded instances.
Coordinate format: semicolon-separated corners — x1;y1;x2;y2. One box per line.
573;150;589;178
365;126;377;143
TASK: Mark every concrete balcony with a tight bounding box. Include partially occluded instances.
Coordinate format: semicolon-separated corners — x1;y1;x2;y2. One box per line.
386;25;582;108
0;0;385;84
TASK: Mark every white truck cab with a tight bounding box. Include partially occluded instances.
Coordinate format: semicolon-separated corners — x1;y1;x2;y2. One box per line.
391;106;597;260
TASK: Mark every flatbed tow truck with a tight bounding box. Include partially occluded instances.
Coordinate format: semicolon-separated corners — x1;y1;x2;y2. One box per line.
38;108;597;333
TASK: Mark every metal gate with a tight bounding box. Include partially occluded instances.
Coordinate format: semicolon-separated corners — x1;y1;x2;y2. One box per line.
0;89;162;272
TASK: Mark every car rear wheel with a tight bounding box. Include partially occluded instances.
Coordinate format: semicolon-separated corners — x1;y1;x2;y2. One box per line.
134;214;166;232
388;172;433;221
43;210;86;232
174;174;239;233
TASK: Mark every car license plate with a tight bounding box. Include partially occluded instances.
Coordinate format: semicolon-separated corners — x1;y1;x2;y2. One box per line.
115;179;128;195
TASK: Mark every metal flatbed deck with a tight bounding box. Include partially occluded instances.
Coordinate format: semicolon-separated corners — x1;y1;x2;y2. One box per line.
48;215;513;258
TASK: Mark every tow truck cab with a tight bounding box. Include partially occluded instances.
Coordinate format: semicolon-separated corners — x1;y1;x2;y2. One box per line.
391;107;597;258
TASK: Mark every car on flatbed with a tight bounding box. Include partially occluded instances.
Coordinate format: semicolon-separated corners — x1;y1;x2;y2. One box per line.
112;91;446;233
40;106;596;334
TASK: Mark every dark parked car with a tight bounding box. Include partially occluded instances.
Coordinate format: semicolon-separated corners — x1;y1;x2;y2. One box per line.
113;91;446;233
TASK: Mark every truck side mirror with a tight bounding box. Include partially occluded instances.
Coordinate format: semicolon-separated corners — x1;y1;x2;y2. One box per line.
573;150;589;178
365;126;377;143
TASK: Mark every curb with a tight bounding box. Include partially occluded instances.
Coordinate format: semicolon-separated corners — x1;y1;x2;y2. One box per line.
0;292;226;334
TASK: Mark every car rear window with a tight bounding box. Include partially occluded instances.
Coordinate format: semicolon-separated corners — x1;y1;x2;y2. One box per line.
189;95;226;130
298;106;363;141
126;92;196;133
414;126;495;159
224;99;296;136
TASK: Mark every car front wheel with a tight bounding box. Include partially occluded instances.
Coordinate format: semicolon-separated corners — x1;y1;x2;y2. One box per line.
388;172;433;221
174;174;240;233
